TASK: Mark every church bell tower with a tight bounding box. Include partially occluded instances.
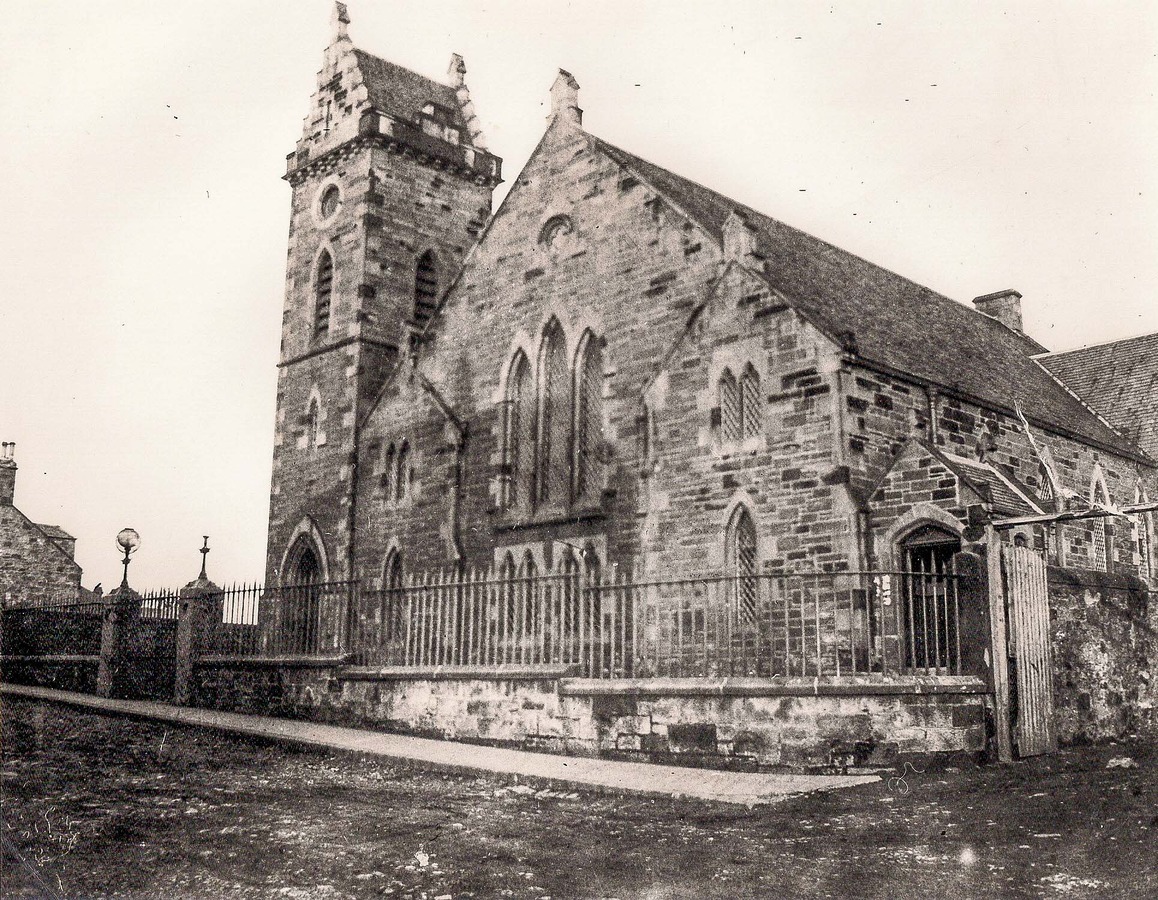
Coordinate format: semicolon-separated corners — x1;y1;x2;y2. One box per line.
265;3;502;584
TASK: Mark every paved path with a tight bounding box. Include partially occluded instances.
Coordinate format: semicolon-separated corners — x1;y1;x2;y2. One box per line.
2;683;878;805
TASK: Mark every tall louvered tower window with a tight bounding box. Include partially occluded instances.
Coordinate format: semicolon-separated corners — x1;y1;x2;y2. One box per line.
413;250;438;330
574;333;604;501
314;251;333;336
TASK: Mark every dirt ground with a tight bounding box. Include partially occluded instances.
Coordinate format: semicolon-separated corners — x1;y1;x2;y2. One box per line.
1;697;1155;899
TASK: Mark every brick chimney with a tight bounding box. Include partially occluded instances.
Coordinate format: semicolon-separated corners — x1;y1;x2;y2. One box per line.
0;442;16;506
973;289;1023;334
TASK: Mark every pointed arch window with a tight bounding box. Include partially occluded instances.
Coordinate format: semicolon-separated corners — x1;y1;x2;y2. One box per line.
719;369;740;443
537;321;569;505
574;332;604;501
314;250;333;337
383;549;404;640
499;552;518;645
520;551;539;642
395;441;411;502
413;250;438;330
726;506;758;625
1134;486;1151;581
740;364;762;439
382;444;396;498
306;398;320;449
1090;472;1112;572
502;352;534;510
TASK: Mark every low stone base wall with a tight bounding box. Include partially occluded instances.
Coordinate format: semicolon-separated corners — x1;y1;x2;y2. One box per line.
1;656;98;695
191;661;989;769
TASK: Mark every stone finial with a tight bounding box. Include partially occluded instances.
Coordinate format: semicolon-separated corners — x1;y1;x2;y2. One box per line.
548;69;583;127
448;53;488;149
448;53;467;88
723;210;763;267
332;1;351;43
973;289;1023;334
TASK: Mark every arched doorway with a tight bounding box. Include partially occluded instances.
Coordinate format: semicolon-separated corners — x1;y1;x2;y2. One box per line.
899;524;961;673
284;537;322;654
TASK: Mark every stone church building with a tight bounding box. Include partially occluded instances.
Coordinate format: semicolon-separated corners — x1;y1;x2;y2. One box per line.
265;5;1156;605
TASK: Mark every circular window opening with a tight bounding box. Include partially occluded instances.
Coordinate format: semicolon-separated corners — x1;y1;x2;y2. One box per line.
319;185;341;220
538;214;573;250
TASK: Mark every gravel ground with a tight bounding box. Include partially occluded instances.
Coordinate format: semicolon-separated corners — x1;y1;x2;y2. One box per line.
2;696;1156;899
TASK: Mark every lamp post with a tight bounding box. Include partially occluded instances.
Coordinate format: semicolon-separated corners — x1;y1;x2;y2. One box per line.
115;527;141;588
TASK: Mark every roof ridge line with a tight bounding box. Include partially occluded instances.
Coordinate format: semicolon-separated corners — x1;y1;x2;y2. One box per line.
1030;356;1154;464
592;135;1054;357
1035;328;1158;358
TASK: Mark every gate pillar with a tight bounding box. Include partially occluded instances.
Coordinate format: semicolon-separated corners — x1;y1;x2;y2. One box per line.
96;583;141;699
175;574;219;705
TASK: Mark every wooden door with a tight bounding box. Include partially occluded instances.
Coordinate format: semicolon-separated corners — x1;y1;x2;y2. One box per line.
1003;545;1057;756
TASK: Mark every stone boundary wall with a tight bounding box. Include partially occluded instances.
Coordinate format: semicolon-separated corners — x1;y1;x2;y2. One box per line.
190;663;989;770
0;656;98;695
1049;566;1157;743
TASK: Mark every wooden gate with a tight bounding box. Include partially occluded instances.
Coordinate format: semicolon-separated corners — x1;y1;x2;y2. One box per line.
1003;544;1057;756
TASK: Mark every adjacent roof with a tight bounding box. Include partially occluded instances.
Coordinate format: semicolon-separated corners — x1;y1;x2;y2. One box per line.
36;524;75;541
354;50;465;128
1038;332;1158;462
590;137;1148;463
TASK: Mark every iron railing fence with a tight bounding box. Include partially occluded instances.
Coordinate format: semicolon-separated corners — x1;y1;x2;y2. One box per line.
197;581;357;657
3;564;965;680
345;563;965;678
0;600;104;657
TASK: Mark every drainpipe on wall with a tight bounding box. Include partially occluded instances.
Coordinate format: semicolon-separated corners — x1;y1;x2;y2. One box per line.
448;424;467;564
925;385;939;445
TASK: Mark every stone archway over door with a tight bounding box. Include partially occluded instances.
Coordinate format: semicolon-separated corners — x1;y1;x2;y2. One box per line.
284;538;322;654
1003;544;1056;756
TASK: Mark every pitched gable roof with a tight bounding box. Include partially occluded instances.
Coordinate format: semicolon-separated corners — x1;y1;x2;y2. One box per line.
590;137;1147;463
938;450;1043;518
1038;332;1158;462
353;50;466;129
36;524;74;541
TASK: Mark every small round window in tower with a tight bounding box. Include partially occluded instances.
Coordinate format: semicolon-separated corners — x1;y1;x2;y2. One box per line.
538;215;574;254
318;185;341;221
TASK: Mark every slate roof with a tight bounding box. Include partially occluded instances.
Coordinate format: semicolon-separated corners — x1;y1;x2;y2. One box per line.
939;451;1042;517
36;524;74;541
354;50;465;128
590;137;1147;463
1038;332;1158;463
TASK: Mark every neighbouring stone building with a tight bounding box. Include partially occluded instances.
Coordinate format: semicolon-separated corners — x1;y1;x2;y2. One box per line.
0;443;84;606
265;6;1156;593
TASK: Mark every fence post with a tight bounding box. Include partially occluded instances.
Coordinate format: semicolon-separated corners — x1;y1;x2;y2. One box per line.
174;572;220;705
96;583;140;698
985;526;1014;763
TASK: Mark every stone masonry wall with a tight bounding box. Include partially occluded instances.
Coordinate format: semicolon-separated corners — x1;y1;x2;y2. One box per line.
190;663;988;770
845;365;1157;574
0;507;82;605
357;120;727;578
1048;567;1158;743
267;137;493;583
643;265;853;577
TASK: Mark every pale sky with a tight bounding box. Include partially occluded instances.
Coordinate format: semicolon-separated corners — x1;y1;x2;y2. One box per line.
2;1;1156;590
